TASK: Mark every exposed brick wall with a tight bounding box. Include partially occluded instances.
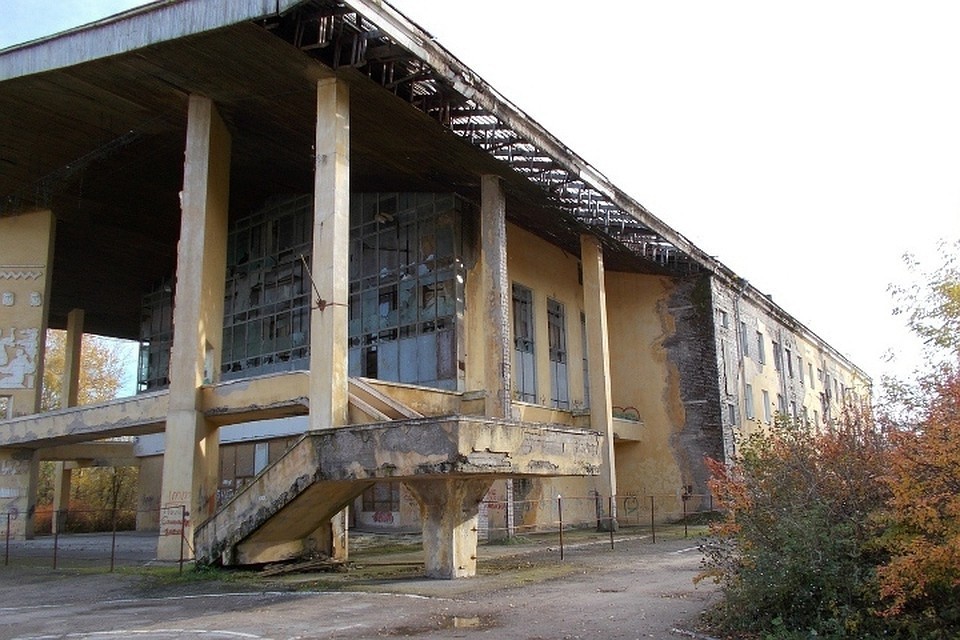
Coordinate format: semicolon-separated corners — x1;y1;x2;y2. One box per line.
662;273;725;496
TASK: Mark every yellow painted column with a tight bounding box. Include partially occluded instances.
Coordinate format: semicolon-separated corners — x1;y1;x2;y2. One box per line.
0;209;54;539
466;175;511;418
308;78;350;560
157;95;230;561
309;77;350;430
51;308;83;533
580;234;618;529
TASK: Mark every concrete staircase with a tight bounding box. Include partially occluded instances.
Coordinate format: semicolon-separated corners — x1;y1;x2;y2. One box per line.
194;417;604;572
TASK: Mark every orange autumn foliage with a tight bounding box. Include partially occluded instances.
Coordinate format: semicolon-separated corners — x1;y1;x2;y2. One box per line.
877;370;960;617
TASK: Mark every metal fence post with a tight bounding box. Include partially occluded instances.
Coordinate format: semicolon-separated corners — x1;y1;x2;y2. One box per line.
179;505;186;575
649;495;656;544
682;493;688;539
53;510;61;569
557;495;564;561
608;495;615;550
110;508;118;572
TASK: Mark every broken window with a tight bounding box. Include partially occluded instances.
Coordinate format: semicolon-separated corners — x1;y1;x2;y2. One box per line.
347;193;467;390
0;395;10;420
137;277;174;391
512;284;536;403
756;331;765;365
548;299;568;409
740;321;750;358
221;195;313;379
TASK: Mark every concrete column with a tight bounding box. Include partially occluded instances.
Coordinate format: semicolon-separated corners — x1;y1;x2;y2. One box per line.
0;209;55;539
157;95;231;561
309;77;350;430
51;462;72;534
308;78;350;561
62;308;84;408
466;176;511;418
580;234;617;530
404;478;493;579
49;309;84;534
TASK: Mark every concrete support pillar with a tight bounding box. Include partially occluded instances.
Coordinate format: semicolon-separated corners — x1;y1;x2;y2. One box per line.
309;77;350;430
404;478;493;579
51;462;72;534
157;95;231;561
0;209;55;539
52;308;83;534
580;234;617;530
309;77;350;561
62;309;84;408
466;176;511;418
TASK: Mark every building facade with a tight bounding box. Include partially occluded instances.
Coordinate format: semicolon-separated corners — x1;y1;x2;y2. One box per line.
0;0;869;576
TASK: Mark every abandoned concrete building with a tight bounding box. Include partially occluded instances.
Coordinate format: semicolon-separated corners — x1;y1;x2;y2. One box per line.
0;0;870;577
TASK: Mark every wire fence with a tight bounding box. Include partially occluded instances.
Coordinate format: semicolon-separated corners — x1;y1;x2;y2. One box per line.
1;505;189;572
479;493;717;553
1;494;718;571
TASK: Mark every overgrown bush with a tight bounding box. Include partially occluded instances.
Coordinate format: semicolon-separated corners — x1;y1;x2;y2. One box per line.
698;415;890;639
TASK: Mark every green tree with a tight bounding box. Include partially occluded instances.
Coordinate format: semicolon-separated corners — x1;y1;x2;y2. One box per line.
37;330;138;532
41;329;126;411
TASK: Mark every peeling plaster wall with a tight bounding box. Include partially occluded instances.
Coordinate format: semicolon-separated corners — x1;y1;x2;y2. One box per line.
603;272;723;516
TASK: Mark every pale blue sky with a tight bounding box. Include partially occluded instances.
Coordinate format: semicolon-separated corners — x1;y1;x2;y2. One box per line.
3;0;958;387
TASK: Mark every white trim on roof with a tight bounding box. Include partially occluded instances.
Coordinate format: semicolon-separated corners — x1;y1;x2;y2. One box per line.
0;0;304;81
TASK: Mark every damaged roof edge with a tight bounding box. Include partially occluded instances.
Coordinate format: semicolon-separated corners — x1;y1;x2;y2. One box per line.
357;1;870;383
354;1;726;273
0;0;306;81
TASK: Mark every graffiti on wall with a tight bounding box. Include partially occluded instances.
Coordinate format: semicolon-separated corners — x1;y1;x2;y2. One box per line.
0;327;39;389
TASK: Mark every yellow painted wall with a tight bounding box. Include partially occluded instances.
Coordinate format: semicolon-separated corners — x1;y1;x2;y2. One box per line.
605;272;685;505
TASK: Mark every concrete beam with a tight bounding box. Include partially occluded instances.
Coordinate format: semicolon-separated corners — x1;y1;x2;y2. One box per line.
40;441;135;462
0;391;167;448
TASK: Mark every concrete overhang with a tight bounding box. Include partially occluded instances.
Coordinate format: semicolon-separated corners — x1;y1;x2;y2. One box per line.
0;392;168;449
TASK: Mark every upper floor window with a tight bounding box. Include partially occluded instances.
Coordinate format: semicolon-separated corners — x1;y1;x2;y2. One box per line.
512;284;537;403
786;348;794;377
740;321;750;358
547;299;569;409
744;383;755;420
772;341;782;372
756;332;766;365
